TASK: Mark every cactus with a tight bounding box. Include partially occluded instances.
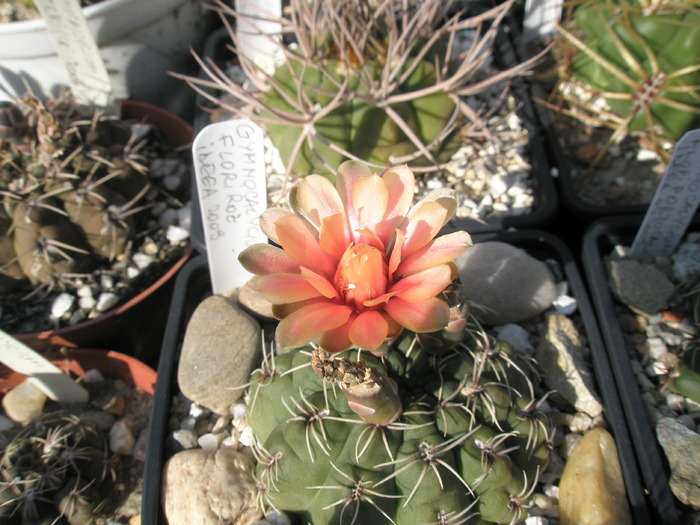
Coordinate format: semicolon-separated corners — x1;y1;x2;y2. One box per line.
245;326;552;525
0;94;153;293
0;412;116;523
552;0;700;161
185;0;538;178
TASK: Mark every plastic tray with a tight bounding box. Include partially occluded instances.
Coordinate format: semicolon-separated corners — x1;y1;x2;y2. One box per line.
581;215;696;524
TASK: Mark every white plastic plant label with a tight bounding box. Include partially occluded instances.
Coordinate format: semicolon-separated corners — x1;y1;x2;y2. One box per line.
629;129;700;259
0;330;88;403
522;0;563;44
192;120;268;294
235;0;283;75
35;0;118;115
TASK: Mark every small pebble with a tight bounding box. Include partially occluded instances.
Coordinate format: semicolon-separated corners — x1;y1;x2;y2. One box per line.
665;393;686;412
79;295;97;310
197;432;226;451
678;414;696;431
166;224;190;245
132;253;154;270
96;292;120;312
50;292;75;320
188;403;208;420
0;414;15;431
110;420;136;455
180;416;197;431
163;175;182;191
172;429;198;449
82;368;105;383
231;402;248;420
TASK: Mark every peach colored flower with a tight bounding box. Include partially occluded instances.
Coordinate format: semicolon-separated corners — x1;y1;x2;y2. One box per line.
239;160;472;354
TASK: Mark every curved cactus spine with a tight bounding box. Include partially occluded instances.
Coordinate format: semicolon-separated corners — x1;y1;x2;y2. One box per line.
183;0;539;178
551;0;700;162
245;325;552;525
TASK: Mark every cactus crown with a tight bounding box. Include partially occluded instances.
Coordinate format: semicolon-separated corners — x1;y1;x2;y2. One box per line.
185;0;537;178
550;0;700;163
245;323;552;525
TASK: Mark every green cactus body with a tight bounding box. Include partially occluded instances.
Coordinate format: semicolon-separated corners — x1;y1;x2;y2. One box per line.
247;331;551;525
260;55;462;177
569;0;700;140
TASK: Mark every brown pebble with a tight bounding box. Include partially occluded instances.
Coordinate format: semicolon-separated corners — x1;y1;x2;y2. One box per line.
575;143;606;167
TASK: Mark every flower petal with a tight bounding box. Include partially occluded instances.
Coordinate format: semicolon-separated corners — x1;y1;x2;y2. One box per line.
256;273;323;304
318;318;354;353
401;201;450;257
375;165;414;243
259;207;295;244
294;174;345;228
276;214;338;277
336;160;371;238
389;264;453;302
299;267;339;299
384;296;450;333
319;213;351;260
276;302;353;348
349;310;389;351
353;174;387;235
396;231;472;277
238;244;301;275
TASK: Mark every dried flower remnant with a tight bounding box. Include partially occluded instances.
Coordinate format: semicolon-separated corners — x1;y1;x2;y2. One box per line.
239;160;471;354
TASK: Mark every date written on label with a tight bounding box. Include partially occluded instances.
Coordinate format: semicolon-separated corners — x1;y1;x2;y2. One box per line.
192;120;268;293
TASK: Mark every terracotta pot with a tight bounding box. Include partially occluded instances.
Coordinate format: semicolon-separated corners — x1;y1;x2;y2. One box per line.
11;100;194;367
0;348;157;396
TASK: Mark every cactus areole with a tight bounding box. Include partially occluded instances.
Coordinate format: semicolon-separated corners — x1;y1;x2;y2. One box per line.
238;161;552;524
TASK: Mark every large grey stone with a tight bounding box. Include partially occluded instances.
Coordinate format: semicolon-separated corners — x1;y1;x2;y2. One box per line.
162;449;262;525
607;259;675;316
178;295;262;416
455;241;557;325
535;315;603;418
656;417;700;509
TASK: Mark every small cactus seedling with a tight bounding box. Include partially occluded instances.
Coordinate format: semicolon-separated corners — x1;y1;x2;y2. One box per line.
0;412;116;523
184;0;539;178
550;0;700;163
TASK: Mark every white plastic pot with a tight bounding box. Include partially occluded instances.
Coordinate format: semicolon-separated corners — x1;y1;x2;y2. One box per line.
0;0;211;117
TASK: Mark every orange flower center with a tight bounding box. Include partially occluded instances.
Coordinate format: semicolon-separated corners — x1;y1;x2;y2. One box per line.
334;243;389;310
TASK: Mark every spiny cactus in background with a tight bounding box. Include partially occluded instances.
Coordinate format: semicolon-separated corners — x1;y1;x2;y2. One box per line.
246;327;552;525
552;0;700;162
0;412;116;523
0;94;151;293
185;0;538;178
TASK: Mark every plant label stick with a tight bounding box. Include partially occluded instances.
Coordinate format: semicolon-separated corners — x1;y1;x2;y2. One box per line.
235;0;282;75
192;120;268;294
522;0;563;44
629;129;700;259
0;330;88;403
35;0;118;115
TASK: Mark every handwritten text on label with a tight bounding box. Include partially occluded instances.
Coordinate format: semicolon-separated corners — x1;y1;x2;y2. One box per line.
192;120;268;294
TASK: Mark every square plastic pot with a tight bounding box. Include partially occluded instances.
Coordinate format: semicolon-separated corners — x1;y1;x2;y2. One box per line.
142;228;649;524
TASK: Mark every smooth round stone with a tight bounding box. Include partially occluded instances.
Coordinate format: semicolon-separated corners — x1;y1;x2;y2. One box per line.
456;241;557;325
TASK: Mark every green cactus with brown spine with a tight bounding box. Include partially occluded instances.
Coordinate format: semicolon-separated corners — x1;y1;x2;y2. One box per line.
186;0;538;178
246;325;552;525
0;95;151;292
553;0;700;160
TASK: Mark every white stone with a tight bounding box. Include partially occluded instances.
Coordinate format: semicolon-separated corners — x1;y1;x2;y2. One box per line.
494;323;534;353
552;294;577;316
79;296;97;310
180;416;197;431
188;403;208;420
50;292;75;320
76;285;93;297
100;274;114;290
646;337;668;360
231;402;247;420
163;174;182;191
132;252;154;270
110;419;136;455
198;432;226;451
127;266;141;279
239;426;255;447
167;225;190;245
666;393;686;412
159;207;179;228
96;292;120;312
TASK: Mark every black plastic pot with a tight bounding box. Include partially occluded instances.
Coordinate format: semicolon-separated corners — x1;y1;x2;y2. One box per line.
581;215;695;525
188;23;558;254
142;229;649;524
